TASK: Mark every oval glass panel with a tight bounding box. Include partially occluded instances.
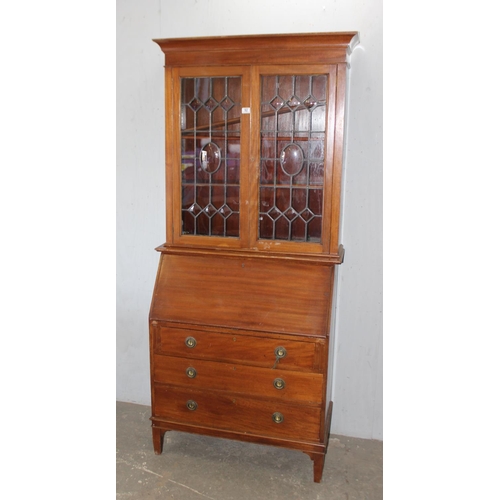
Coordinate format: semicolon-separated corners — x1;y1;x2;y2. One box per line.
280;144;304;177
200;142;221;173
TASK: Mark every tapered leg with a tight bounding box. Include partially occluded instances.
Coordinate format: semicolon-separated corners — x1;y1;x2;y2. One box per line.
305;451;326;483
152;427;166;455
313;453;326;483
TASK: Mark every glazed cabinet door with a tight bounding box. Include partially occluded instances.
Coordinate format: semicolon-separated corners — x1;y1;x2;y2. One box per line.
250;65;337;254
167;66;252;248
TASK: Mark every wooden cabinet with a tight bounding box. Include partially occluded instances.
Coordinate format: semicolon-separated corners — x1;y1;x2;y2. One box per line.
150;32;358;483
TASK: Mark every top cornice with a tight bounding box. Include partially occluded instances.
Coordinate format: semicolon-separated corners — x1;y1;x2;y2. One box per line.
153;32;359;66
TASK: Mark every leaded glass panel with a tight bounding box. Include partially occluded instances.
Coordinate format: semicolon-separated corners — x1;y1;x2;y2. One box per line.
181;76;242;237
259;74;327;242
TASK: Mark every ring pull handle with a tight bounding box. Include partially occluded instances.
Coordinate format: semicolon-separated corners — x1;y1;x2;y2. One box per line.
272;346;287;369
186;400;198;411
185;336;197;348
273;378;285;390
272;412;284;424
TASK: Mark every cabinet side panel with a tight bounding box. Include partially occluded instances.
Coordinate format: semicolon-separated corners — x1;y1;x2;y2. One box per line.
330;64;347;252
165;67;175;244
150;254;332;336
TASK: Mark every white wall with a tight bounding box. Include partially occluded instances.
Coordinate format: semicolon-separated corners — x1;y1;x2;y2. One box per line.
116;0;165;403
116;0;382;440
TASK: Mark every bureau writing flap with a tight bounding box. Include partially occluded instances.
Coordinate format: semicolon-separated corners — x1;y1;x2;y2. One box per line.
150;253;333;336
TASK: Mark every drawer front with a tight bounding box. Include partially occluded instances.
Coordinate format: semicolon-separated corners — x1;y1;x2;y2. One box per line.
155;324;322;372
154;354;323;404
153;385;322;442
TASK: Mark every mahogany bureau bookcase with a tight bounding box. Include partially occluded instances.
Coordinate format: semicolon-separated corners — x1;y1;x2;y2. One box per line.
149;32;359;483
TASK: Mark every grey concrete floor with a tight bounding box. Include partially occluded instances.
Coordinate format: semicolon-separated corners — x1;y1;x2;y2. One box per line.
117;401;382;500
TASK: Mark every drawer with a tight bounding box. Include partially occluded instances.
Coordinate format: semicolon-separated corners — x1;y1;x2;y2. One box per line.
153;354;323;404
153;385;322;442
154;324;323;372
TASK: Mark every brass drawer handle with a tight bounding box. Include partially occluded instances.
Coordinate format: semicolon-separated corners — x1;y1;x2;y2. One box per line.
186;400;198;411
275;346;287;359
185;336;197;348
272;346;287;368
273;378;285;390
186;367;197;379
272;412;284;424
